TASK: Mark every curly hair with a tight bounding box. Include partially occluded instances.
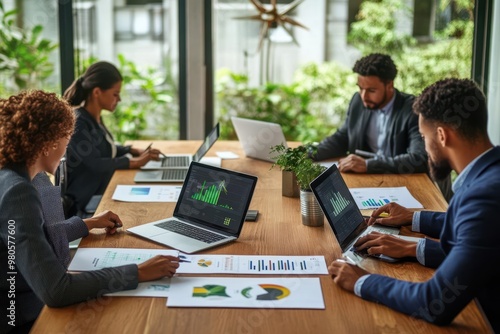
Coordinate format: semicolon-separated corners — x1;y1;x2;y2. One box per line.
0;90;75;167
352;53;397;83
413;78;488;140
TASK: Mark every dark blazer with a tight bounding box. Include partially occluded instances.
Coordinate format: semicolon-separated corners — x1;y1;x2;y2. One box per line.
314;90;428;174
359;146;500;331
0;167;138;332
66;107;131;213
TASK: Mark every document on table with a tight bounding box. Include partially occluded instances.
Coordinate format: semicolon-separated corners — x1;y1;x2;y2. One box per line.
68;248;328;274
167;277;325;309
349;186;424;209
112;185;181;202
105;277;171;298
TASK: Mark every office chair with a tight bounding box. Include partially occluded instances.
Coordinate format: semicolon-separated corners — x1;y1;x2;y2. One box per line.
55;157;101;218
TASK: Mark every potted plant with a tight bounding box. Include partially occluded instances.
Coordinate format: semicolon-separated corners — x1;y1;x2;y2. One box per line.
270;143;327;226
269;143;304;197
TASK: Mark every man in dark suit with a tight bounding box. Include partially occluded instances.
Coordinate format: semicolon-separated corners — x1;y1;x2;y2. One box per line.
313;53;427;175
328;78;500;331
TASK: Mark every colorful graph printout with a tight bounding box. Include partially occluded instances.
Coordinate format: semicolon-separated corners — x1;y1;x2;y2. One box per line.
349;187;423;209
68;249;328;275
167;277;324;309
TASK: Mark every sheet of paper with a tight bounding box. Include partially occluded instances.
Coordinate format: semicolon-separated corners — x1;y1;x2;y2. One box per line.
68;248;179;271
167;277;324;309
319;161;338;168
112;185;181;202
177;254;328;274
69;249;328;275
349;186;424;209
199;156;222;167
105;277;171;297
215;151;240;159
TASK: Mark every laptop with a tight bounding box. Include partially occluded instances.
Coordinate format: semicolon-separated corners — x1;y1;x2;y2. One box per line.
128;162;258;253
134;124;220;183
231;117;288;162
310;164;404;264
141;123;220;170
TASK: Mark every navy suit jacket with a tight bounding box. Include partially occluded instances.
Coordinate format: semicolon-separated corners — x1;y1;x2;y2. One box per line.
360;146;500;331
314;90;428;174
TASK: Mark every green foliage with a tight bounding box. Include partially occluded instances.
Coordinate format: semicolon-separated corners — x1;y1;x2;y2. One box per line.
348;0;416;54
348;0;472;96
100;54;177;143
269;143;326;190
0;2;57;92
216;62;355;142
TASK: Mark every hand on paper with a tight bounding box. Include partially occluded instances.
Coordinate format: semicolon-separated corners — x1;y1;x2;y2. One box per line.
84;210;123;234
328;259;369;292
367;202;414;227
338;154;367;173
354;232;417;259
137;255;180;282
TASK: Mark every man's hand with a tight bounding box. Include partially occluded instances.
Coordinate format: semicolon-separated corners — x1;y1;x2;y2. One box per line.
83;210;123;234
354;232;418;259
328;259;369;292
338;154;367;173
367;202;414;227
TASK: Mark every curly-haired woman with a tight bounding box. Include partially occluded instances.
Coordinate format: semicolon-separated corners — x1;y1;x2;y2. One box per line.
0;90;178;333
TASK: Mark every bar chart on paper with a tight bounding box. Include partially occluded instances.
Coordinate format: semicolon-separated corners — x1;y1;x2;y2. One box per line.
349;187;423;209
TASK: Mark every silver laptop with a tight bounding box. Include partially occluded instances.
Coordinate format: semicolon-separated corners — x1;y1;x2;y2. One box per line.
141;123;220;170
128;162;258;253
134;124;220;183
231;117;288;162
310;164;403;264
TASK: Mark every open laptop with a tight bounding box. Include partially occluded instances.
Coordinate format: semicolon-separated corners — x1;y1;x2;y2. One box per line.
310;164;406;264
128;162;258;253
231;117;287;162
134;124;220;183
141;123;220;170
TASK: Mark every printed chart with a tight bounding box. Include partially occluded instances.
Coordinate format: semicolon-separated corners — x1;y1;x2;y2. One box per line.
167;277;324;309
68;249;328;275
349;187;423;209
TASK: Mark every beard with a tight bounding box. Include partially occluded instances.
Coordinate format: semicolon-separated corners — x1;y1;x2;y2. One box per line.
363;90;387;111
428;156;452;181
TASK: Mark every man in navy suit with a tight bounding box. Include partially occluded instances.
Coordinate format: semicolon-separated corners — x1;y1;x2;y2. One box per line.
328;78;500;331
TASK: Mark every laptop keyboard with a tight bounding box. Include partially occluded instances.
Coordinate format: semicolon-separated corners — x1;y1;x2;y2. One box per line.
155;220;226;244
161;156;190;167
162;169;188;180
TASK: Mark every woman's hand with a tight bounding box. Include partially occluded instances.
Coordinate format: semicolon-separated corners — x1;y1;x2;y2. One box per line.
137;255;180;282
83;210;123;234
129;148;161;168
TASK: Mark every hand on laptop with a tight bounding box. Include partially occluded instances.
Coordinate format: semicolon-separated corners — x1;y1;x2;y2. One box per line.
137;255;180;282
367;202;414;227
354;232;417;259
129;149;162;169
328;259;369;292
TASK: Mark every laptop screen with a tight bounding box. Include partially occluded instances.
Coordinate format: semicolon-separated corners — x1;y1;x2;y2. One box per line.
310;165;365;251
174;162;257;235
193;123;220;162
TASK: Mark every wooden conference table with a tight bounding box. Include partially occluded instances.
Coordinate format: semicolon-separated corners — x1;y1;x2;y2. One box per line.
31;141;491;333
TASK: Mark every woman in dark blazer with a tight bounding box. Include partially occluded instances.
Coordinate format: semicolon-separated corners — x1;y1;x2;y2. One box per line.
0;90;178;333
63;61;161;216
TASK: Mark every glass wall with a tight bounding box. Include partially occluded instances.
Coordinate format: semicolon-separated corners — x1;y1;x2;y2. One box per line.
213;0;475;142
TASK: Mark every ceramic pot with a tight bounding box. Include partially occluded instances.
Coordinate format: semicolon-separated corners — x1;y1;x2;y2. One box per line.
282;170;300;198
